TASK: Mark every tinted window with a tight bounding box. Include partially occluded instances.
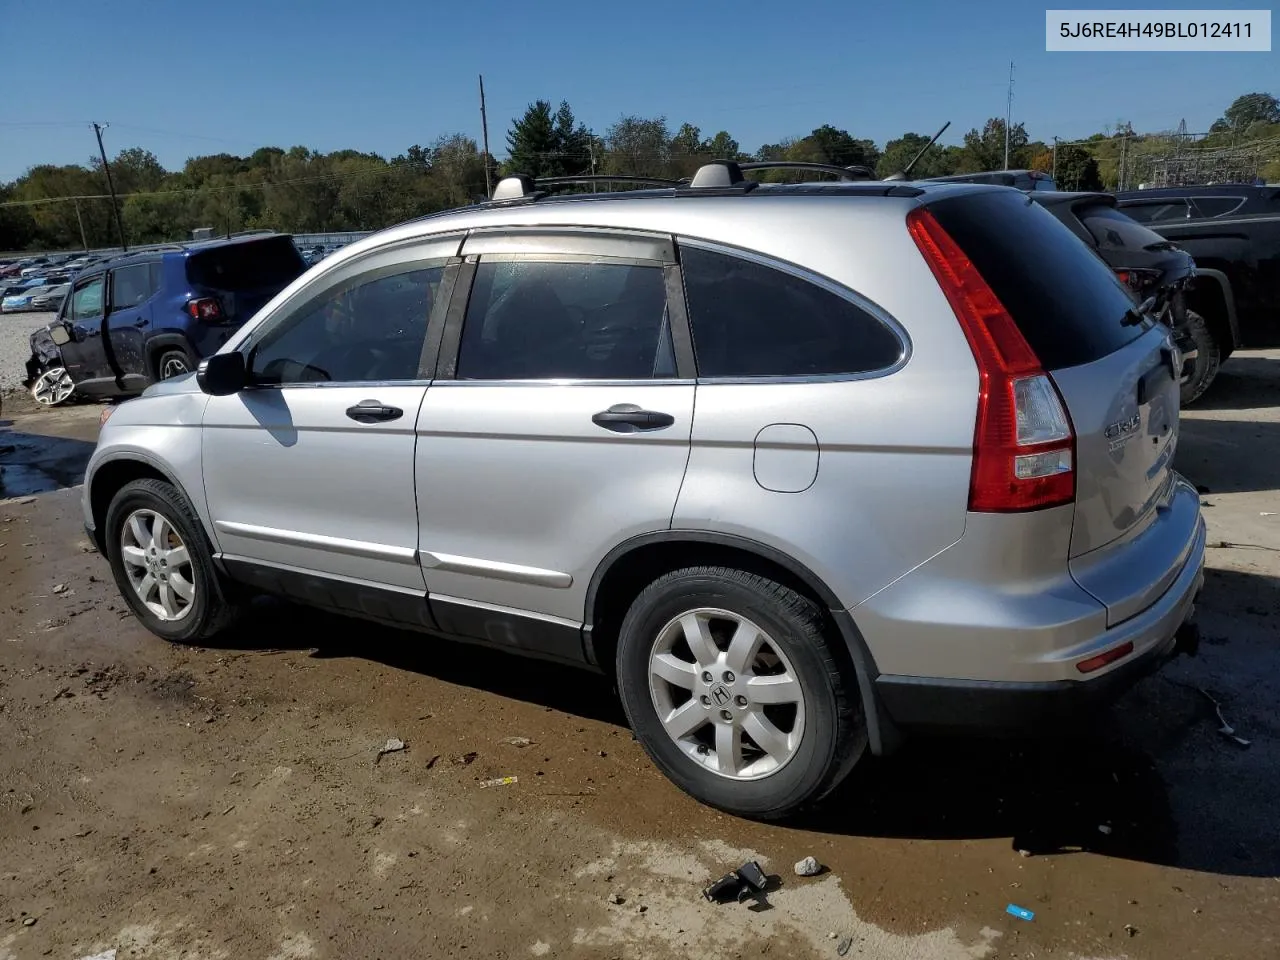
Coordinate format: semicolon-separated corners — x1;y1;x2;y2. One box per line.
457;259;674;380
249;264;444;385
71;276;104;320
1120;200;1190;223
680;246;902;378
1192;197;1245;218
930;191;1145;370
1078;204;1168;252
186;236;306;292
110;263;155;309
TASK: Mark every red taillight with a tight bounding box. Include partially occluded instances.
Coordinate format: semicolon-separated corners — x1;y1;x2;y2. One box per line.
186;297;222;321
907;208;1075;512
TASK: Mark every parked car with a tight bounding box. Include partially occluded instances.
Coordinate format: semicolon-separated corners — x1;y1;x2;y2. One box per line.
1115;184;1280;351
23;320;76;406
2;288;42;312
926;169;1059;191
1029;191;1213;403
29;282;70;312
25;233;307;401
82;163;1204;820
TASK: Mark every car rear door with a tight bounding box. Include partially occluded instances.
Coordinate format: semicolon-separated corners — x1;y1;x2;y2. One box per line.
930;190;1195;625
104;261;159;391
413;229;694;658
201;236;458;619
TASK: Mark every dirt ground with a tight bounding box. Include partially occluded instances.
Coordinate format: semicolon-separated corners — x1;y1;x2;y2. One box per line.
1;354;1278;960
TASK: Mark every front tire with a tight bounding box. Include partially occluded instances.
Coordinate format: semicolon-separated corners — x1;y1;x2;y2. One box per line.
156;349;194;381
1178;309;1221;406
616;566;866;820
104;479;240;642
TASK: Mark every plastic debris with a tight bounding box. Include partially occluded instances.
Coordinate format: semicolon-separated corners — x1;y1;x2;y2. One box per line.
22;917;36;926
838;936;854;957
375;738;407;763
703;861;769;904
1198;688;1252;747
52;583;67;595
794;855;822;876
501;737;534;748
1006;904;1035;921
480;775;518;788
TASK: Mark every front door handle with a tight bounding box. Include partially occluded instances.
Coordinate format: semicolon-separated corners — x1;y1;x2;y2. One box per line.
345;399;404;423
591;404;675;432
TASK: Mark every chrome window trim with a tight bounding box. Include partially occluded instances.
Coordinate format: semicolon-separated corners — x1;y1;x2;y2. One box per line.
674;236;913;384
429;378;695;388
462;226;674;262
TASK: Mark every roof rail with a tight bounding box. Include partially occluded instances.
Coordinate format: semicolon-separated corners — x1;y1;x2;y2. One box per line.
490;173;680;202
736;161;876;181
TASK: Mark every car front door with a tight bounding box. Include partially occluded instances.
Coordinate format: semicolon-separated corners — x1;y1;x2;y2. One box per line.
201;235;460;622
56;273;114;394
414;229;695;660
104;261;159;392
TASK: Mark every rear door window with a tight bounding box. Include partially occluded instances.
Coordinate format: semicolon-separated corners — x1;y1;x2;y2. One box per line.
929;190;1145;370
1119;199;1191;223
186;236;306;292
1191;197;1245;218
679;245;903;378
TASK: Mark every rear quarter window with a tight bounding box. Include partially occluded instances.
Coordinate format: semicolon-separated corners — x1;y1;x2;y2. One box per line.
186;236;306;292
929;190;1146;370
679;245;904;378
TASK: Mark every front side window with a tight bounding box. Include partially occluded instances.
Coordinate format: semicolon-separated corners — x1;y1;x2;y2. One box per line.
456;259;674;380
110;264;155;310
679;246;903;378
248;263;444;385
71;276;104;321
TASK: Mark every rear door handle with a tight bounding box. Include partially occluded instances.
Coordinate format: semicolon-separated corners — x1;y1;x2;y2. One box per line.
345;399;404;423
591;404;675;432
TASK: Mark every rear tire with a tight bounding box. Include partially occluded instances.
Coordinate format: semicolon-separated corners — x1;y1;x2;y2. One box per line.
156;349;194;381
104;479;241;643
1178;309;1220;406
616;566;866;820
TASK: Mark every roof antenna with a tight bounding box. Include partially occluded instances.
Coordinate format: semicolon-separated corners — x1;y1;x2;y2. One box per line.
884;121;950;181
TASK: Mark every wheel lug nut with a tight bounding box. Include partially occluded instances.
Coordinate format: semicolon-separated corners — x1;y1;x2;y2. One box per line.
701;671;713;683
723;671;735;683
735;695;747;707
696;744;709;755
700;695;711;706
719;710;732;722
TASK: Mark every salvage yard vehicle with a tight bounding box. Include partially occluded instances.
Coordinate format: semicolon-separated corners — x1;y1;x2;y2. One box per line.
21;233;306;404
1115;184;1280;354
82;163;1205;819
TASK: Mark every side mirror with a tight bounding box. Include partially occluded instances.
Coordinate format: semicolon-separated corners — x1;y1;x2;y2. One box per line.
196;351;246;396
49;325;71;346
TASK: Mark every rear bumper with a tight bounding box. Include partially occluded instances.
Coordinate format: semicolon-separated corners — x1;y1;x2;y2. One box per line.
875;510;1205;732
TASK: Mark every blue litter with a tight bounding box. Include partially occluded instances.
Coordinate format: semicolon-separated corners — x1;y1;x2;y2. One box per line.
1006;904;1035;921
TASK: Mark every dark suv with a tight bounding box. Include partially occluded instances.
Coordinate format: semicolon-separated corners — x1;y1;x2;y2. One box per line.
25;233;306;401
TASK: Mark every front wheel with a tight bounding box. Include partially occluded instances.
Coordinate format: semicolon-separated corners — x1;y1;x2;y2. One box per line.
156;349;194;381
30;366;75;406
104;479;241;642
616;566;866;820
1177;309;1221;406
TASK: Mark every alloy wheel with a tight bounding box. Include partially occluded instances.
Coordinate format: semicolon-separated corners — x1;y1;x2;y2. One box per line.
31;367;74;406
119;509;196;621
160;356;190;379
647;607;806;780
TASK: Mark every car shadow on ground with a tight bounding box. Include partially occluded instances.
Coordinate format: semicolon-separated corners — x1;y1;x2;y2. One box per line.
1176;417;1280;494
1191;355;1279;412
0;428;95;498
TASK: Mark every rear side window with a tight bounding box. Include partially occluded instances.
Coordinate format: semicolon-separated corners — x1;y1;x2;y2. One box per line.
186;236;305;292
110;263;155;309
457;259;675;380
929;191;1144;370
1120;200;1190;223
680;246;903;378
1191;197;1245;218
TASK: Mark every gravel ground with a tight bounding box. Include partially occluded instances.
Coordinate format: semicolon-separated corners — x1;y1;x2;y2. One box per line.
0;309;54;391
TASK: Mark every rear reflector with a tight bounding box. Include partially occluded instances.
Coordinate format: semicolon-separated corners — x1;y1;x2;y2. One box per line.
907;208;1076;512
1076;641;1135;674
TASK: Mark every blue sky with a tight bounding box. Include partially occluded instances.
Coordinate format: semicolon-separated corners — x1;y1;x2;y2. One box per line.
0;0;1273;181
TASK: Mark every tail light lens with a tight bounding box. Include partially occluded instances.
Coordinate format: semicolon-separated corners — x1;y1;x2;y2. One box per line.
1115;268;1162;295
907;207;1076;512
186;297;223;321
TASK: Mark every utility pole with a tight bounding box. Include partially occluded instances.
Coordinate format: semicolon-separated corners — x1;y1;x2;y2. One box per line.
1051;137;1059;181
72;197;88;251
92;122;127;252
478;74;493;198
1003;61;1014;170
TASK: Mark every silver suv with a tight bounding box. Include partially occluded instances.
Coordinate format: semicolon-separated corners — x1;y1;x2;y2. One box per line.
83;163;1205;819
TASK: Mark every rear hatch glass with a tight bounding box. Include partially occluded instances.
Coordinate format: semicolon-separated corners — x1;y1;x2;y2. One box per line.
185;236;306;323
929;190;1180;560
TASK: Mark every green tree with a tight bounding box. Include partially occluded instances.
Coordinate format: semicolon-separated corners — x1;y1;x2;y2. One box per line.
958;118;1029;172
1220;92;1280;132
670;123;702;156
1049;144;1102;191
552;101;591;176
505;100;559;178
875;132;958;178
603;115;671;178
700;131;741;160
